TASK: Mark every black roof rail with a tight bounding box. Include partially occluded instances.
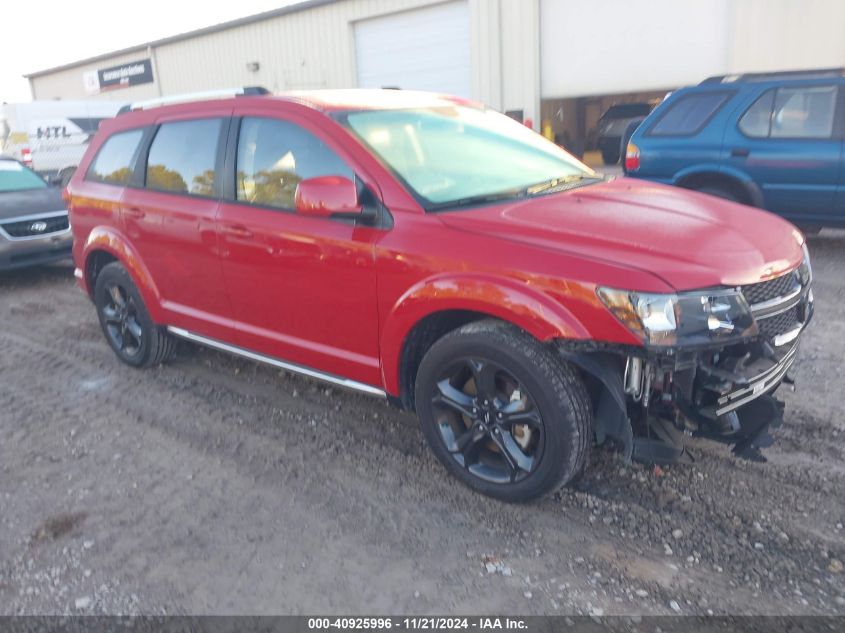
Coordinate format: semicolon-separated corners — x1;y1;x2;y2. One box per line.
701;68;845;85
117;86;271;115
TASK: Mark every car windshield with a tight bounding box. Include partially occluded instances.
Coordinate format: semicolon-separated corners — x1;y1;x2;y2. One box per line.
341;105;596;210
0;160;47;192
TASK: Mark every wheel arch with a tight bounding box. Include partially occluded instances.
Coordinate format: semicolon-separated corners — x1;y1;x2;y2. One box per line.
81;227;164;322
381;273;592;408
674;166;764;207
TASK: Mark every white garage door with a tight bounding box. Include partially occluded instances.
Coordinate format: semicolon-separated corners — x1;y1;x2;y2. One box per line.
354;1;472;98
540;0;731;98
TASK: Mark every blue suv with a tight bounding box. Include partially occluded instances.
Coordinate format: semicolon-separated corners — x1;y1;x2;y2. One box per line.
624;69;845;230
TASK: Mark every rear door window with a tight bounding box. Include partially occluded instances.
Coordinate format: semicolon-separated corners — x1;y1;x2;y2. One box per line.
86;129;144;184
145;119;223;196
739;86;838;139
235;117;353;211
647;92;729;136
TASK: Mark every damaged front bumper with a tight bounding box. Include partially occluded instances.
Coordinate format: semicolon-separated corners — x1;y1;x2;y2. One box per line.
561;267;814;463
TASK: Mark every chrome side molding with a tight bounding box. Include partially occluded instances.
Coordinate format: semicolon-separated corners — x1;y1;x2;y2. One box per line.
166;326;387;397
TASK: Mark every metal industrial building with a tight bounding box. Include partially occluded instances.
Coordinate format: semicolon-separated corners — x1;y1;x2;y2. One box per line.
25;0;845;150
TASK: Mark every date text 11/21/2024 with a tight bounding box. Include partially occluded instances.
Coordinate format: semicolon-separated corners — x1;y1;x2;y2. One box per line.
307;617;528;630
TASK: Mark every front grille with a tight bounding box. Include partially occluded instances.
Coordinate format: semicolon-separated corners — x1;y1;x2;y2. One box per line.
1;214;69;238
741;269;810;342
757;306;800;339
741;271;800;306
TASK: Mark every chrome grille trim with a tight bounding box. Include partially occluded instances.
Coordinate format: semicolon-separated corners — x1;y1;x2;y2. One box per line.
715;342;800;415
0;210;70;241
749;286;803;318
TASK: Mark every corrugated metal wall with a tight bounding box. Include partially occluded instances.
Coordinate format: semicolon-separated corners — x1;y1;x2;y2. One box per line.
28;0;542;125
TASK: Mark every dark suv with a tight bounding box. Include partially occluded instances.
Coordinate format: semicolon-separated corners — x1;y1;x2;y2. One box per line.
595;102;654;165
67;88;812;502
625;68;845;229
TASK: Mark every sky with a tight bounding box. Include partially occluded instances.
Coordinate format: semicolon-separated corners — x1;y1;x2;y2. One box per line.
1;0;303;103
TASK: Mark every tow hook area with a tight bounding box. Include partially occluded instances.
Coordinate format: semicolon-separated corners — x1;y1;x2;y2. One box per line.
677;392;785;462
559;344;793;465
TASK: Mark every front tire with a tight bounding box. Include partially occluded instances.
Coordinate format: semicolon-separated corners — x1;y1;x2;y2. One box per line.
414;320;592;502
94;262;176;368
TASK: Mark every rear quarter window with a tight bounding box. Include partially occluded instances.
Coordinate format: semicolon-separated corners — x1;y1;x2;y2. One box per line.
647;92;731;137
86;129;144;185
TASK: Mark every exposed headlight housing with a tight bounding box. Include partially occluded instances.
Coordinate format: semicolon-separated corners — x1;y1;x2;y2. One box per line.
798;242;812;286
597;287;758;347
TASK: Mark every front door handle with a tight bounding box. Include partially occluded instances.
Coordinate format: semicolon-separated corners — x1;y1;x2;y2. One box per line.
124;207;145;219
731;147;750;158
219;224;254;239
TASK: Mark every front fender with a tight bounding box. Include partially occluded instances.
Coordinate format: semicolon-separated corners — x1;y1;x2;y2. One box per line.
380;273;593;394
81;226;164;322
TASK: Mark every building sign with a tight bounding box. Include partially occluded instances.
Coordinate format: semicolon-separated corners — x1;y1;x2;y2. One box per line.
83;59;154;94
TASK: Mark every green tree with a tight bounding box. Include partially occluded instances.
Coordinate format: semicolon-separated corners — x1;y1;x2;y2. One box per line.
147;164;187;193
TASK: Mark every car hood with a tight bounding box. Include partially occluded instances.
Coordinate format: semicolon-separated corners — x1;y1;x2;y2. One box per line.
437;178;804;291
0;186;65;222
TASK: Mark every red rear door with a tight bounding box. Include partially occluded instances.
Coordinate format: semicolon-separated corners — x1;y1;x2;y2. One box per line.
120;110;235;341
216;112;383;388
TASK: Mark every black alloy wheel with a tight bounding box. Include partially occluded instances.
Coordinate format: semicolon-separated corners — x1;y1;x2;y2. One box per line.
415;320;592;502
94;261;176;368
101;283;144;359
431;357;545;484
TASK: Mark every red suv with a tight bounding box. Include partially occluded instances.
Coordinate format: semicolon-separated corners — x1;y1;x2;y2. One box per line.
67;88;813;502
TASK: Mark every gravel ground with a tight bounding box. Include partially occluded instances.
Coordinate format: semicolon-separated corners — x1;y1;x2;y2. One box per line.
1;232;843;616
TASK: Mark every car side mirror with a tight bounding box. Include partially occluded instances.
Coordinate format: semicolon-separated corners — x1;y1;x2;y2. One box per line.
294;176;363;219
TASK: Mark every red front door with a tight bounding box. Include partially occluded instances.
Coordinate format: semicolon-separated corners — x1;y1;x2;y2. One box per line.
216;114;383;387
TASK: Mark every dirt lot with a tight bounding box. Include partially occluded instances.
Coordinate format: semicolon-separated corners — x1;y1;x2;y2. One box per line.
1;233;844;617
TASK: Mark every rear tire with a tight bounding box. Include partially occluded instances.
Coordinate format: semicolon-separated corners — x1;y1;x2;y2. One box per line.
414;320;592;502
695;185;740;203
94;262;176;368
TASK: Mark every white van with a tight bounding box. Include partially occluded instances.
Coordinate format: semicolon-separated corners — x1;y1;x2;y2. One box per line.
0;101;126;186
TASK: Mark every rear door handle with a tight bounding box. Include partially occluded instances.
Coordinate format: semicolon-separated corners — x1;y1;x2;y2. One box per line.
219;224;254;239
731;147;750;158
124;207;145;219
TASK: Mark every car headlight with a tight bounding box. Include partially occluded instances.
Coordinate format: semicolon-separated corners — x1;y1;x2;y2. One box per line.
597;287;757;347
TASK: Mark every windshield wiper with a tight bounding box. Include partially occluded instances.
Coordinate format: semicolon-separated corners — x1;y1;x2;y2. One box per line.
426;189;526;212
425;174;605;212
524;174;604;196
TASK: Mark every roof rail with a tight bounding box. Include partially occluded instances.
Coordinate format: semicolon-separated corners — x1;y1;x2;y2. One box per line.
700;68;845;85
117;86;270;114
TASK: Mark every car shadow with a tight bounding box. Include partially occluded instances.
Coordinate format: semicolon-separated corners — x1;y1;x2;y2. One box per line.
0;261;75;289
